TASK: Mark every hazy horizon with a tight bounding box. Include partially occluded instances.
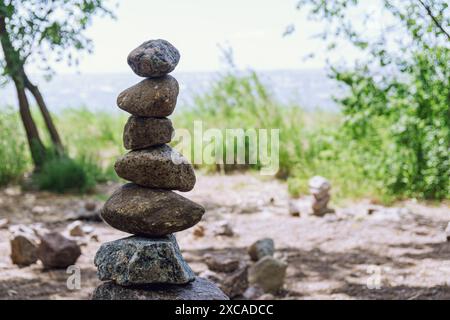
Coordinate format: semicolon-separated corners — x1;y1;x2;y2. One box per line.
22;0;386;75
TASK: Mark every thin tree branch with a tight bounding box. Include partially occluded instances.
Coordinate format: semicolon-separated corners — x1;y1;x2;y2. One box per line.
417;0;450;40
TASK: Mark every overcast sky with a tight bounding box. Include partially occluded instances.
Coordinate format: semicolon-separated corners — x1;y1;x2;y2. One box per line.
44;0;384;74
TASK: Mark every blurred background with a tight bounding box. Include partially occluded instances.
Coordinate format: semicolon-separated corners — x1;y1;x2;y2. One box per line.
0;0;449;300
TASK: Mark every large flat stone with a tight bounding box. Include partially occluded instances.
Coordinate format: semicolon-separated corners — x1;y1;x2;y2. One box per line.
101;183;204;237
114;145;196;192
123;116;174;150
92;277;229;300
117;76;179;117
94;235;195;286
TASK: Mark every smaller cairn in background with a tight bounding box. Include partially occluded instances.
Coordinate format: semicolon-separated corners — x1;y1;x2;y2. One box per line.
309;176;335;216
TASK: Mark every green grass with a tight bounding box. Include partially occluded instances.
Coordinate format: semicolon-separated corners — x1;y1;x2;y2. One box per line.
0;108;29;185
0;106;124;193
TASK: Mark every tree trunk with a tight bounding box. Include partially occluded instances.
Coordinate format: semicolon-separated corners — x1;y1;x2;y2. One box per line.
24;76;64;154
14;79;47;167
0;16;47;168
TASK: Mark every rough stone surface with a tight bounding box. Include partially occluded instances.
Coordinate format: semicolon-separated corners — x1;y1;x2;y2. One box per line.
248;256;287;293
204;254;240;273
220;266;248;298
124;116;174;150
127;39;180;77
101;183;204;237
92;277;228;300
94;235;195;286
38;232;81;269
309;176;334;216
114;145;196;192
248;238;275;262
117;76;179;117
10;228;39;266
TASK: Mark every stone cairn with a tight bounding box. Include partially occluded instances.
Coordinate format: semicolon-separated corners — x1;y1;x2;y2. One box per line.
92;39;228;300
309;176;335;216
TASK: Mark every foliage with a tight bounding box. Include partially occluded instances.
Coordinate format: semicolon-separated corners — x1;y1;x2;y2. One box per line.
32;153;93;193
0;107;29;185
174;70;392;202
292;0;450;199
0;106;121;191
0;0;115;84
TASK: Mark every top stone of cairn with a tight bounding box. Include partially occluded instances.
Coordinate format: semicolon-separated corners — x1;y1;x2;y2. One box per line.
127;39;180;77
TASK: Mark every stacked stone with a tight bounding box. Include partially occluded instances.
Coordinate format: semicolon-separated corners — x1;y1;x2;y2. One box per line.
92;39;227;300
309;176;335;216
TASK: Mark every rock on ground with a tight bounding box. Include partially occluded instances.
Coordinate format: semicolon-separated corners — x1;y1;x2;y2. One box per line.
117;76;179;117
101;183;204;237
114;145;196;192
248;238;275;262
94;235;195;286
248;256;287;293
213;221;234;237
220;266;248;298
127;39;180;78
10;227;39;266
38;232;81;269
67;221;84;237
204;254;240;273
92;277;228;300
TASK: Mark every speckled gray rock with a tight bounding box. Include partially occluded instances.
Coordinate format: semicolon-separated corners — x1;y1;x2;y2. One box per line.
248;256;287;293
114;145;196;192
92;277;229;300
117;76;179;117
123;116;174;150
94;235;195;286
127;39;180;77
248;238;275;262
101;183;204;237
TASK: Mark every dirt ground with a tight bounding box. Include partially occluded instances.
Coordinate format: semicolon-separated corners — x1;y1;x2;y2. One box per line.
0;173;449;300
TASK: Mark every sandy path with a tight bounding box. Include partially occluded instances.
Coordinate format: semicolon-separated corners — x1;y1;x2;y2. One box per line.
0;174;449;299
